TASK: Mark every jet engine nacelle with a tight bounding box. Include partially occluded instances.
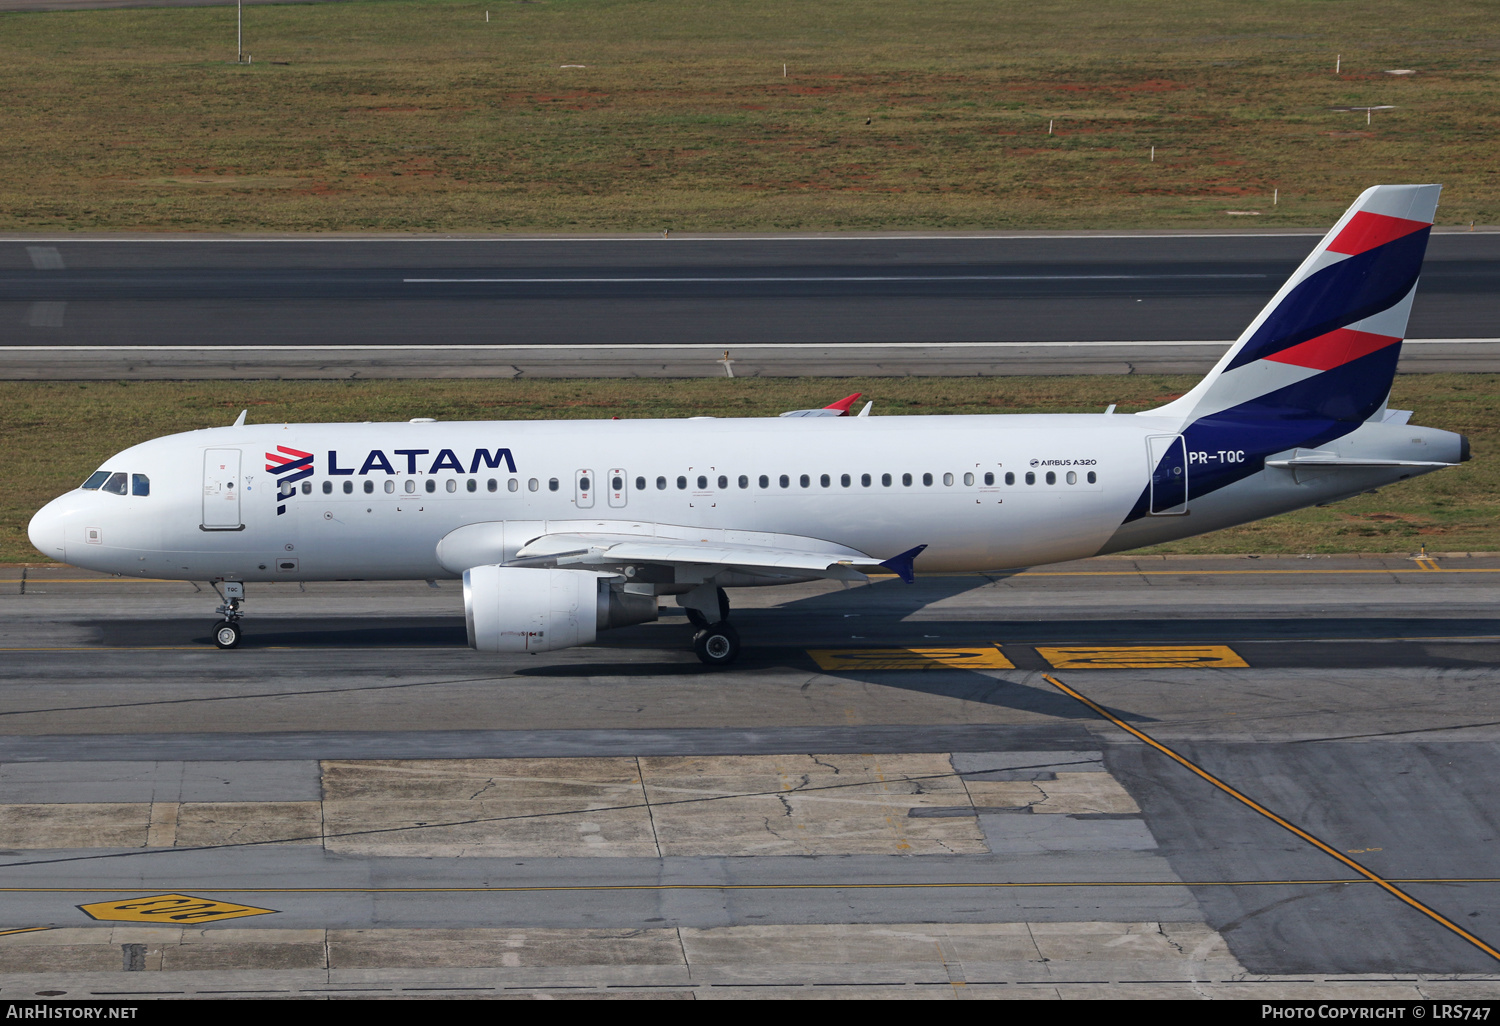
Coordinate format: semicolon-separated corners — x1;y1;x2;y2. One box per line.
463;565;658;653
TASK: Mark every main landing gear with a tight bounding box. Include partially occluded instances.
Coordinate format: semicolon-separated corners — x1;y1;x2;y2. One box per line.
682;586;739;668
211;581;245;649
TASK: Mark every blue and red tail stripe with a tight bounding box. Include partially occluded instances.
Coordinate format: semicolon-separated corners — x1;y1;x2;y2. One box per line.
1224;225;1428;372
1124;185;1441;525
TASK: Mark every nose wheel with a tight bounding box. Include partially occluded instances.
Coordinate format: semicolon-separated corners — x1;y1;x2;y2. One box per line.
210;581;246;650
213;620;242;649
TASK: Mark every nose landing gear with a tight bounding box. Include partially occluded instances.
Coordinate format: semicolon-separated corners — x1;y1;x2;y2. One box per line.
210;581;245;649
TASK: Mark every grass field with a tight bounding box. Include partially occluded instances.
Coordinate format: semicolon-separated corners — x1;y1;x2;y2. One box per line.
3;374;1494;564
0;0;1496;232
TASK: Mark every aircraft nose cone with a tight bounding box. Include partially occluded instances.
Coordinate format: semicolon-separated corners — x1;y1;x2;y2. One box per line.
27;501;66;561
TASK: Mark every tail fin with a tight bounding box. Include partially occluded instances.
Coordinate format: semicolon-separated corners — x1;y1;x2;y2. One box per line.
1149;184;1439;430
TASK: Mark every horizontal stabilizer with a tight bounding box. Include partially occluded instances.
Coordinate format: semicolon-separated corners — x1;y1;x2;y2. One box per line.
1264;457;1456;469
780;392;864;418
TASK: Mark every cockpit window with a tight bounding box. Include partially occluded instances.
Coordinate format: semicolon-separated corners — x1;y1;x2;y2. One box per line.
101;472;128;495
132;474;150;497
81;471;110;490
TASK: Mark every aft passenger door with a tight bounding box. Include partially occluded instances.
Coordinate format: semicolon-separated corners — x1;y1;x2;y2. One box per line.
202;449;243;530
1147;435;1188;515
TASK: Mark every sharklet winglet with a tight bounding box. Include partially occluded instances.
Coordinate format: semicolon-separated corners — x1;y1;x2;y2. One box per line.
879;544;927;584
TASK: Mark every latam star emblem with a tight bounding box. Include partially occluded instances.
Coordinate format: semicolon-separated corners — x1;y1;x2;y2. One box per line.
266;445;314;515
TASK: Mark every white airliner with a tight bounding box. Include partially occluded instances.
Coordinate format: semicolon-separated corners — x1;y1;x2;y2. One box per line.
27;185;1468;665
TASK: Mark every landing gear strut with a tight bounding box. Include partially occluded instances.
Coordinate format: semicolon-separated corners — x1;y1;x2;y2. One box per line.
680;586;739;667
211;581;245;649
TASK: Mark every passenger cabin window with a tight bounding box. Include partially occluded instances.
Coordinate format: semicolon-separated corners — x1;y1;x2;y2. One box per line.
799;474;810;488
528;478;539;492
385;480;396;494
861;474;871;487
902;473;912;486
677;476;687;490
302;481;313;494
759;475;769;488
882;473;892;487
405;480;417;493
132;474;151;497
697;475;708;489
82;471;110;490
322;481;332;495
1088;471;1097;484
466;479;476;493
963;473;974;486
447;479;458;493
635;476;646;491
365;480;375;494
922;473;933;487
1066;471;1077;485
984;472;994;486
1046;471;1056;485
820;474;830;487
739;475;749;489
344;481;354;494
548;478;559;492
841;474;851;487
102;472;128;495
1025;472;1036;485
718;475;728;489
779;475;790;488
656;476;667;490
943;473;954;486
1005;472;1015;485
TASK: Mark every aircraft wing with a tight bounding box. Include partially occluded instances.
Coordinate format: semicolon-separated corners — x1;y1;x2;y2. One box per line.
500;527;925;582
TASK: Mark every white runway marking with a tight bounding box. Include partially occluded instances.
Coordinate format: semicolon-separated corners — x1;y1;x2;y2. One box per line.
4;339;1494;353
404;273;1270;284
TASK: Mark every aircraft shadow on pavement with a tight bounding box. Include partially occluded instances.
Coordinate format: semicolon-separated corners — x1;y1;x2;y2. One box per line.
169;619;468;649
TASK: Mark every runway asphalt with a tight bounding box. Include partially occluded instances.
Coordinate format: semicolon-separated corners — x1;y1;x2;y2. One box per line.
3;232;1498;378
3;554;1500;996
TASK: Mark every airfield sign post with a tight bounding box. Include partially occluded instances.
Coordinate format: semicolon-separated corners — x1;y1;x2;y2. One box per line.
237;0;243;64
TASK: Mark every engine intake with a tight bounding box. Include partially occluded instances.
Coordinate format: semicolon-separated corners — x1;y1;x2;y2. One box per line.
463;565;658;652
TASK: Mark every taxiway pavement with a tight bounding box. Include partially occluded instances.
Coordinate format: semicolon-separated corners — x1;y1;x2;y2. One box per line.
2;554;1500;996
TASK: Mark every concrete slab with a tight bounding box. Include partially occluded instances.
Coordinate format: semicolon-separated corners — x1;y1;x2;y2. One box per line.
977;812;1160;854
329;928;685;969
173;803;322;847
952;751;1105;776
680;923;1039;965
0;762;322;803
641;753;986;856
320;758;657;858
964;771;1141;815
0;803;149;848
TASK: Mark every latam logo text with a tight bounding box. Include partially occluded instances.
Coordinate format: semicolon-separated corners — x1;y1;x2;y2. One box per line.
266;446;314;516
329;448;518;476
267;448;519;516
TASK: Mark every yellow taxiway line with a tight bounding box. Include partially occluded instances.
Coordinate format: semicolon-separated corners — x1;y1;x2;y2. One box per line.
1041;671;1500;965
